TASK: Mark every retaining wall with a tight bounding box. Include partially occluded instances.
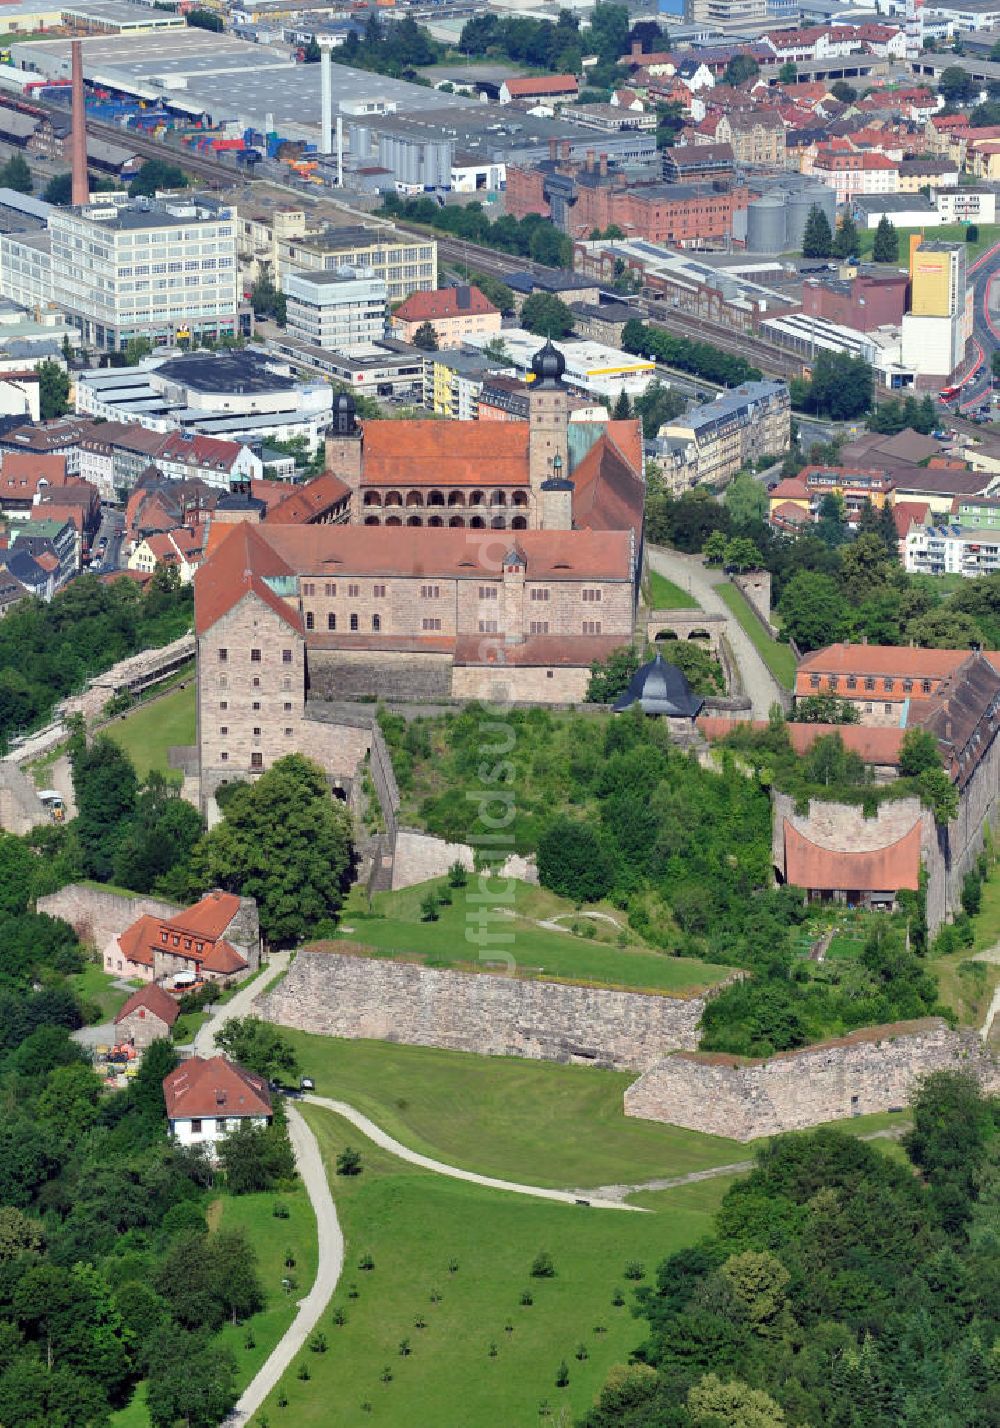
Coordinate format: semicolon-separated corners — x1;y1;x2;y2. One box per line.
258;948;706;1071
624;1019;1000;1140
391;828;537;891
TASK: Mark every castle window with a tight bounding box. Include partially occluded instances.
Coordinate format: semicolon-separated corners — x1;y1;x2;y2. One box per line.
885;704;892;715
582;621;602;634
903;679;913;692
922;680;932;694
325;583;336;596
372;614;381;632
846;676;856;690
218;676;227;689
250;648;261;662
253;727;261;737
478;586;497;600
252;701;261;711
864;678;875;691
219;701;228;710
529;621;548;635
420;585;440;599
283;678;291;691
282;649;293;664
373;584;386;598
530;589;550;602
350;614;359;632
284;701;292;712
303;582;315;596
252;677;260;688
218;648;228;663
220;752;228;762
219;726;228;735
478;620;498;633
306;612;315;630
251;753;263;769
348;583;360;597
810;675;820;688
582;589;602;603
884;679;894;693
285;727;293;736
328;613;336;631
422;618;442;631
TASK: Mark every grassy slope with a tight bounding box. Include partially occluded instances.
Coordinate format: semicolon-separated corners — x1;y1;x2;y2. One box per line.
105;682;196;780
285;1032;744;1189
931;853;1000;1028
647;569;699;610
335;878;731;995
858;222;1000;264
69;961;131;1022
714;581;797;688
260;1106;726;1428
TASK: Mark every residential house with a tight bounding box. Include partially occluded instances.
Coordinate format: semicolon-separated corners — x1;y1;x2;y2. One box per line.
163;1055;272;1151
390;286;501;347
128;526;206;584
716;111;786;166
9;518;76;586
0;451;68;518
104;889;260;986
114;983;179;1051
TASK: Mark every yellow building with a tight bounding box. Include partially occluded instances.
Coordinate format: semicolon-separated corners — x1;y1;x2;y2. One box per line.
909;240;965;318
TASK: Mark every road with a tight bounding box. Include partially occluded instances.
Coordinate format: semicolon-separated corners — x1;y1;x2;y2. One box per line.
227;1102;343;1428
955;239;1000;414
193;950;292;1057
89;507;124;574
648;546;785;718
302;1094;643;1212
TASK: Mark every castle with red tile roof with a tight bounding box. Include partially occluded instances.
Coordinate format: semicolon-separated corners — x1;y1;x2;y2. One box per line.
192;341;645;801
104;889;260;985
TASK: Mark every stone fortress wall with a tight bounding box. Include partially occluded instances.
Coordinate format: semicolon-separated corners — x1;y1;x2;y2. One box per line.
257;947;707;1072
624;1019;1000;1141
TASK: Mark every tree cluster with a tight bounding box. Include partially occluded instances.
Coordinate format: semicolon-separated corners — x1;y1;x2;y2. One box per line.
585;1076;999;1428
340;13;439;80
622;318;762;388
380;192;573;269
460;5;631;91
0;569;192;752
789;350;873;421
127;159;191;198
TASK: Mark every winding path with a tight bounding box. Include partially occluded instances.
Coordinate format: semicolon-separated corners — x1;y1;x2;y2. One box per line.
302;1094;644;1212
647;546;785;718
194;950;291;1057
227;1103;343;1427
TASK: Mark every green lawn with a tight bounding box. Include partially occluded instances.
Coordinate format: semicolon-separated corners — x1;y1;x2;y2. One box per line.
332;878;731;995
647;569;699;610
105;681;196;780
285;1033;744;1190
171;1008;210;1044
259;1106;725;1428
68;961;131;1023
715;581;797;688
859;222;1000;265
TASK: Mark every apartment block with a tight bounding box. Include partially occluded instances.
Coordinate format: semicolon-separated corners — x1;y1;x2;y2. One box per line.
284;267;388;352
277;225;436;303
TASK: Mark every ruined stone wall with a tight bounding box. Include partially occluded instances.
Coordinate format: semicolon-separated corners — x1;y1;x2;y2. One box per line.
258;948;706;1071
390;828;537;891
940;727;1000;926
624;1019;1000;1141
37;884;180;951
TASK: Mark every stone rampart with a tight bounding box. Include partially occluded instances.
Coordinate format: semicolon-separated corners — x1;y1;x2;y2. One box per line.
624;1019;999;1140
258;948;706;1071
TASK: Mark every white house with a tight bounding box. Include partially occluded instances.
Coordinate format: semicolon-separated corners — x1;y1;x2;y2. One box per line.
163;1055;272;1153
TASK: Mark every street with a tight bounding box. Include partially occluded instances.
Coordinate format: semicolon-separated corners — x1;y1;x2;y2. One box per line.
89;507;124;574
955;240;1000;414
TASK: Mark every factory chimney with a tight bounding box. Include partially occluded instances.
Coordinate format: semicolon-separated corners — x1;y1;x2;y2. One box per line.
70;39;89;207
320;46;333;156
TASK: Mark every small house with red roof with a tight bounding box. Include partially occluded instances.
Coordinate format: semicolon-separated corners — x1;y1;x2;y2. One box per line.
163;1055;272;1150
114;983;179;1050
104;889;260;986
391;285;500;347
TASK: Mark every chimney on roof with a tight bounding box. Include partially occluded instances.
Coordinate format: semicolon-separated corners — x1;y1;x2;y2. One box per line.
599;153;608;178
70;39;89;208
549;137;557;160
586;148;596;171
561;140;571;159
632;41;642;61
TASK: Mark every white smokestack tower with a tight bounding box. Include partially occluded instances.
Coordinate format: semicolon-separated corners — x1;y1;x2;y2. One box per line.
321;47;333;156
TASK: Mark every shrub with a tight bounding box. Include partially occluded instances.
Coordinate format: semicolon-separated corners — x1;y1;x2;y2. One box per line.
555;1361;570;1388
336;1146;363;1176
537;820;613;903
531;1250;555;1278
309;1333;327;1353
624;1260;645;1280
520;1289;534;1306
447;861;468;887
358;1252;374;1271
420;892;440;922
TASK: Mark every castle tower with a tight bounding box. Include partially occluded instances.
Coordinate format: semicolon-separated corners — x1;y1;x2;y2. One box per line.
527;339;569;530
501;544;526;645
540;453;574;531
324;391;364;518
